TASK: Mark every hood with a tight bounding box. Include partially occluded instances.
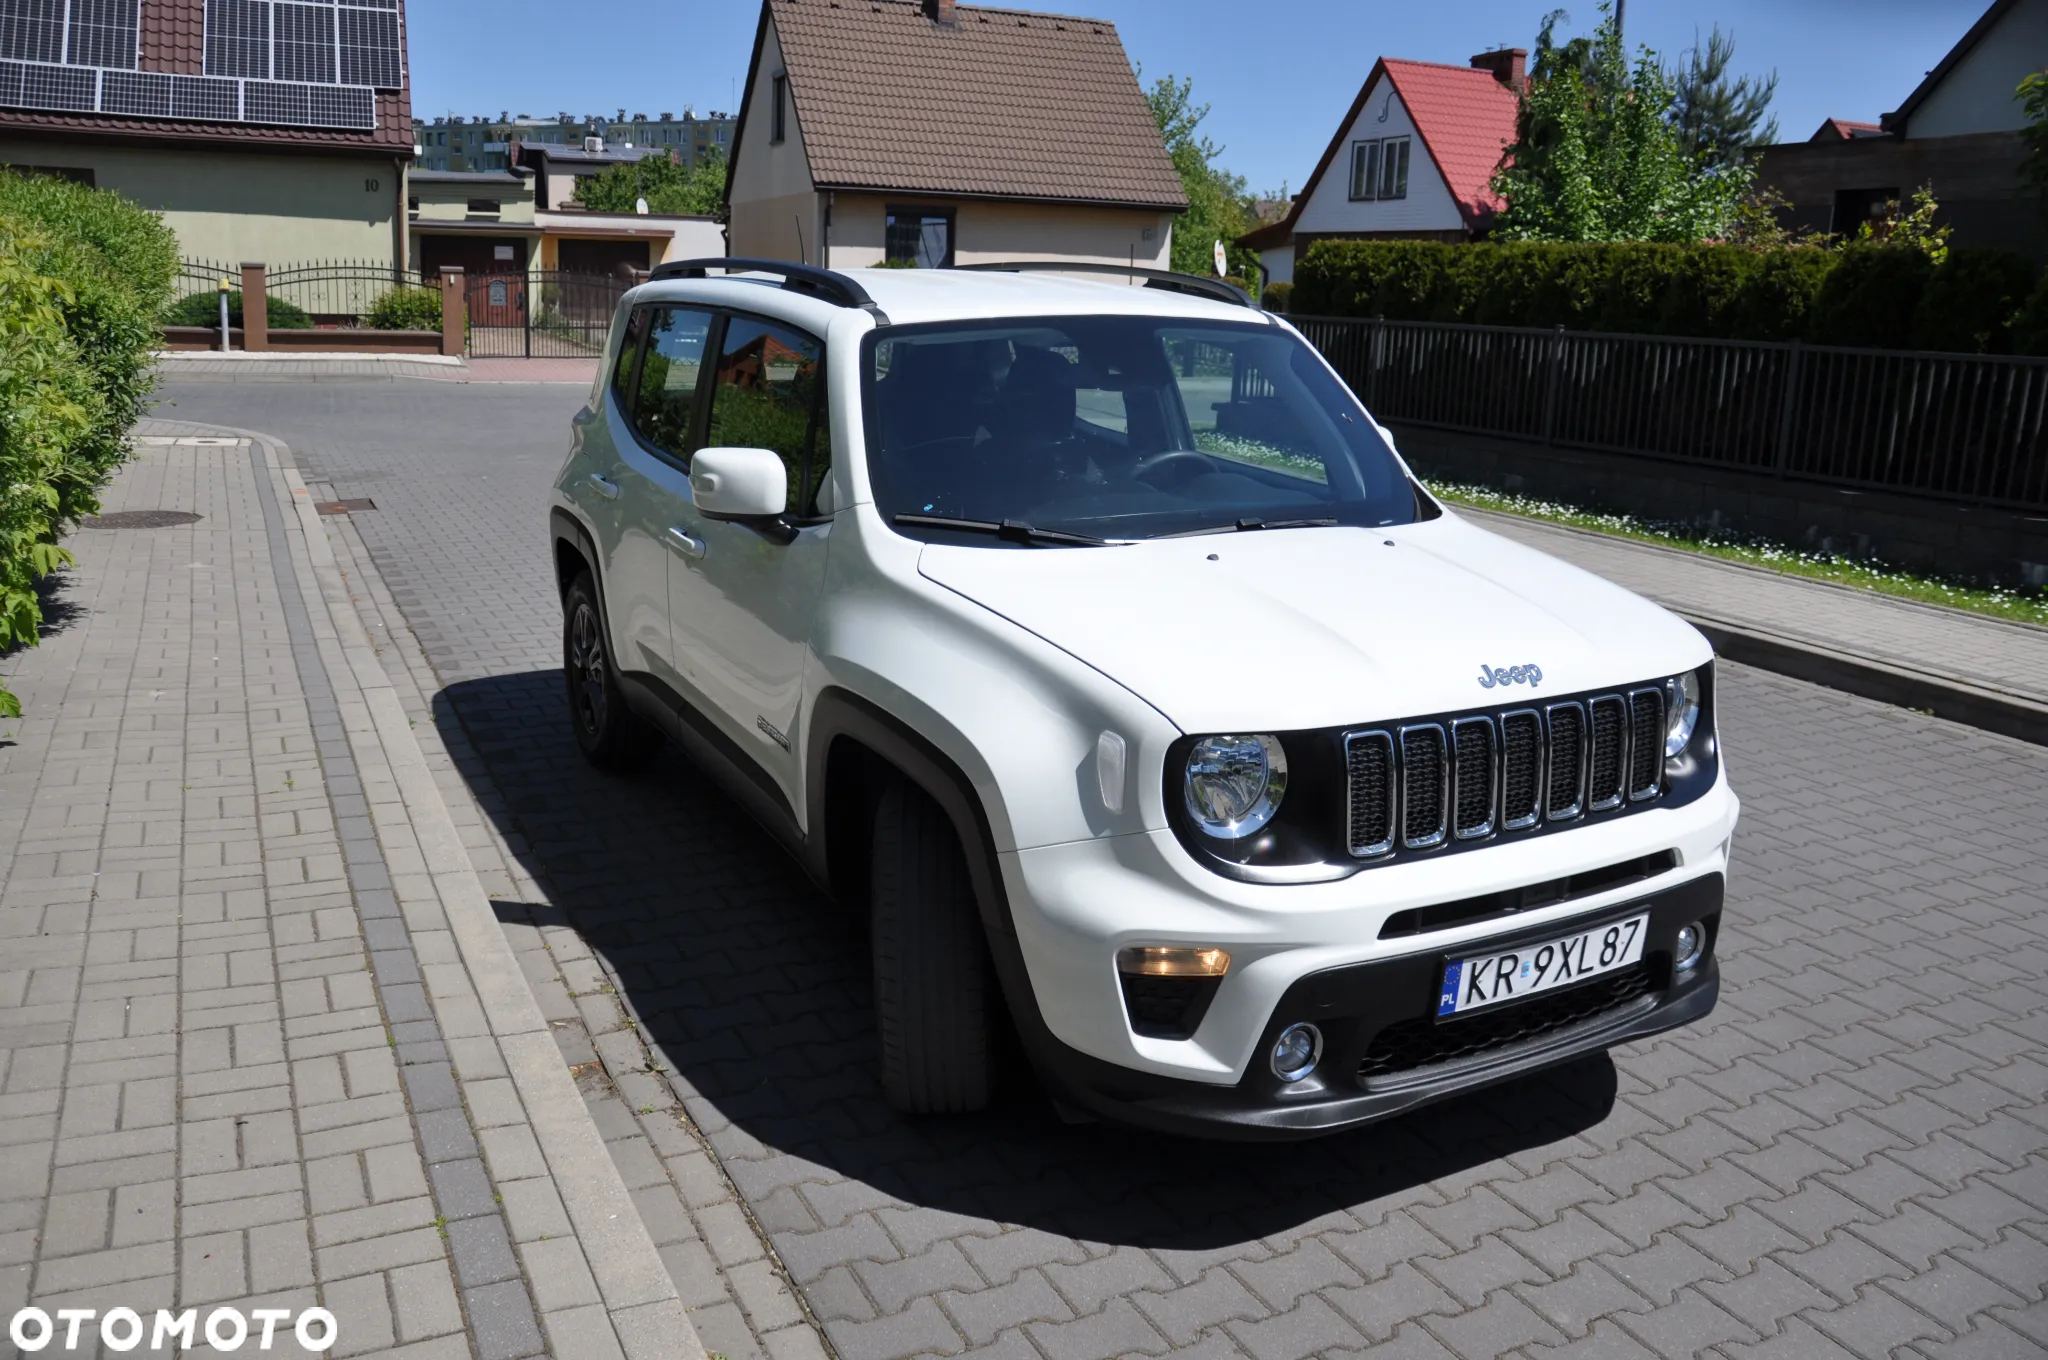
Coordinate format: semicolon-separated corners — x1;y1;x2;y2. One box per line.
917;514;1711;733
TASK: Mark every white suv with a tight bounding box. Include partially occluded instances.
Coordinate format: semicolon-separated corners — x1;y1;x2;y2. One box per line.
548;259;1738;1138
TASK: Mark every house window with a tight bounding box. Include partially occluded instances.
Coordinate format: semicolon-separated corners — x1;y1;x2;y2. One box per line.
467;198;500;218
771;72;787;143
886;206;955;268
1348;135;1411;202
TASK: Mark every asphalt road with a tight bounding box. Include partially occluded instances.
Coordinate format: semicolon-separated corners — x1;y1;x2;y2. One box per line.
158;374;2048;1360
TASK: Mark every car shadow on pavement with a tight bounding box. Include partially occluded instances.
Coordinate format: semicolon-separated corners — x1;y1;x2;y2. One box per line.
439;670;1617;1249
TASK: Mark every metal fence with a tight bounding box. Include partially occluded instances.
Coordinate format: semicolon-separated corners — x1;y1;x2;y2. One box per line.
1292;315;2048;513
466;271;628;358
267;260;427;327
169;259;237;315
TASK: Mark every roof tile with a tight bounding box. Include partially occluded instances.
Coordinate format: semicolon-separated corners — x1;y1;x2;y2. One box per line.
766;0;1184;209
1378;58;1518;225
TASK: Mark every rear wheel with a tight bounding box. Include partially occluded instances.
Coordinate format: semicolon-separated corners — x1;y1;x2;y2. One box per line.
563;572;660;771
871;780;993;1113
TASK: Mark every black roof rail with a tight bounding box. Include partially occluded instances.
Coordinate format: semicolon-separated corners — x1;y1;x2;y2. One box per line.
949;260;1255;308
646;257;888;321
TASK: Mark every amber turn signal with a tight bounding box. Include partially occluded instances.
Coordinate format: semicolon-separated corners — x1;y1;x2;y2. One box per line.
1115;946;1231;978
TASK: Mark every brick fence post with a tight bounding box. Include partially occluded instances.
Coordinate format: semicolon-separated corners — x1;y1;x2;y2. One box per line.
240;262;268;351
439;268;466;357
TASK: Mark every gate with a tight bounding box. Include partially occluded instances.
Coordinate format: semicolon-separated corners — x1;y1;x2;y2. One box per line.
464;270;630;358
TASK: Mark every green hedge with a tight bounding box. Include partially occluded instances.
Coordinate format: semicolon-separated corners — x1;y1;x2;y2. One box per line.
0;169;177;715
365;286;442;331
163;289;315;329
1292;240;2046;354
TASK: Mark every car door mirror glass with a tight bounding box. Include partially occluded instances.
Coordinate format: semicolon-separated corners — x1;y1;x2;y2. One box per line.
690;446;788;519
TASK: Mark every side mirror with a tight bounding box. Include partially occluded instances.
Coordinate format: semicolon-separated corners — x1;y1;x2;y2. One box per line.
690;447;787;519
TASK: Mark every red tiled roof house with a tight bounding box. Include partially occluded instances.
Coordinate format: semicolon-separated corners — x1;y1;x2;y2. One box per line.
726;0;1186;269
0;0;414;267
1238;52;1522;285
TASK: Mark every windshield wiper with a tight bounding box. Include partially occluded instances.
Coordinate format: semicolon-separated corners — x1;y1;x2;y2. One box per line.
1155;516;1340;539
892;513;1111;547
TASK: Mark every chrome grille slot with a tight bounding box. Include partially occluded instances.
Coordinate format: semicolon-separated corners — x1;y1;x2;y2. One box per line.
1451;717;1496;840
1628;688;1664;800
1499;710;1543;831
1545;701;1587;820
1345;731;1396;858
1399;724;1449;849
1587;695;1627;812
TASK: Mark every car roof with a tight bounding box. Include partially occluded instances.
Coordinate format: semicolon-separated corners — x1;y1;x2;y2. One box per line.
632;266;1270;332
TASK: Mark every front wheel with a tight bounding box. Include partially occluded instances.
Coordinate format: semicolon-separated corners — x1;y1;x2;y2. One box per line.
562;572;660;771
871;781;993;1113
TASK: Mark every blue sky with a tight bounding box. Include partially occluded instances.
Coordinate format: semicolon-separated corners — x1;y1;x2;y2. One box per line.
407;1;1986;195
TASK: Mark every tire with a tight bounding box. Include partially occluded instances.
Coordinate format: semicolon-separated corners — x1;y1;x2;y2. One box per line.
562;572;661;771
871;780;993;1113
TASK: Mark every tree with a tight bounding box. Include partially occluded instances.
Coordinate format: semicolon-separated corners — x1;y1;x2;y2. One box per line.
1669;26;1778;168
1143;72;1256;280
2021;70;2048;218
1491;4;1751;243
572;147;728;218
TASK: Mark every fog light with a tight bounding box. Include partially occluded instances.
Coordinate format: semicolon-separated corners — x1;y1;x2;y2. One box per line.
1270;1023;1322;1082
1116;946;1230;978
1674;921;1706;971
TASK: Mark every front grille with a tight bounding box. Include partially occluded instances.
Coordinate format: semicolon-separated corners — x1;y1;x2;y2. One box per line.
1357;963;1655;1082
1343;682;1669;863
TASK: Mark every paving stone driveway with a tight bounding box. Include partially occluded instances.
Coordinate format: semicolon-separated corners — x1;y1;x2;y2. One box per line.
156;376;2048;1360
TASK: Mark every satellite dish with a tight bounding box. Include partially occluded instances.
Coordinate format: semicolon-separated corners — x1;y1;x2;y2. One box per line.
1212;240;1228;277
635;196;650;216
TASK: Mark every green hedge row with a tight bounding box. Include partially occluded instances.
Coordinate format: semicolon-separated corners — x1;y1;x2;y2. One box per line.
163;289;315;329
1290;240;2048;355
0;170;177;716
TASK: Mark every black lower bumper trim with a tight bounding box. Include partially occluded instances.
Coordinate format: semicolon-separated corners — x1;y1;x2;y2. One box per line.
1025;873;1724;1141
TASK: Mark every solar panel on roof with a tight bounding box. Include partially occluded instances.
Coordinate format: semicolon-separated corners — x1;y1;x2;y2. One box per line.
271;1;332;83
98;65;166;112
65;0;136;69
204;0;268;78
1;56;95;109
0;0;66;65
242;76;369;128
336;4;395;88
171;72;240;119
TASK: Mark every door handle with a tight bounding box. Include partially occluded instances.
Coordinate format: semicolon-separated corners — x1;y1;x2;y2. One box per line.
587;473;621;500
666;526;706;560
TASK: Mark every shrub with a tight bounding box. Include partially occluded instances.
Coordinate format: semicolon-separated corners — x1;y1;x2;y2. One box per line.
1724;247;1832;341
0;169;176;715
365;286;442;331
162;289;314;329
1260;280;1293;312
1913;247;2035;354
1808;245;1934;349
2013;271;2048;357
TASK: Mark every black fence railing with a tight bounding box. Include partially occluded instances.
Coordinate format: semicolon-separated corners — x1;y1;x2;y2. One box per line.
266;261;426;327
466;270;629;358
169;259;236;309
1291;315;2048;513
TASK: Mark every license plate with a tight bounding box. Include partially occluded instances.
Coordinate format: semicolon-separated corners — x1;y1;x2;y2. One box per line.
1437;914;1648;1018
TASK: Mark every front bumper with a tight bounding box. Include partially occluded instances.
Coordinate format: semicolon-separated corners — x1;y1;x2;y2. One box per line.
1024;874;1722;1140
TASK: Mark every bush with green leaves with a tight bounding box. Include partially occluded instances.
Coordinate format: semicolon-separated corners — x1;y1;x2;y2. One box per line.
163;288;314;329
365;286;442;331
0;169;177;715
1293;238;2034;352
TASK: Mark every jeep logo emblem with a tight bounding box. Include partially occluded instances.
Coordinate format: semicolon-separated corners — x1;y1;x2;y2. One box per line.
1477;664;1543;690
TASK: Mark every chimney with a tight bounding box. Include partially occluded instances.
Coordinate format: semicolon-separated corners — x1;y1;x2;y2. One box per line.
923;0;956;22
1469;48;1527;92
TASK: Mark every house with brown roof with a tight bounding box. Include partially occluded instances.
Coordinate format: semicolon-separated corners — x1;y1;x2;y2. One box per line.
0;0;413;266
1752;0;2044;254
1236;51;1523;286
724;0;1185;269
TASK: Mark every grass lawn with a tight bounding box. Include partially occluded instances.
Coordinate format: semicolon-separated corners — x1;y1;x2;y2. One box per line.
1428;481;2048;629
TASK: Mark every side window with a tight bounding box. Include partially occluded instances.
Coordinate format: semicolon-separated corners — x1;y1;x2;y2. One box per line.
705;316;827;513
609;305;650;406
629;306;715;459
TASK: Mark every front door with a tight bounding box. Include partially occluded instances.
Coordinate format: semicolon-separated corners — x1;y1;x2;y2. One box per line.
667;313;831;803
602;303;715;687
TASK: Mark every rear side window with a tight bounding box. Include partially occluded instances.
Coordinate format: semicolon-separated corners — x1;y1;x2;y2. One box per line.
630;306;715;459
705;316;827;513
609;306;650;406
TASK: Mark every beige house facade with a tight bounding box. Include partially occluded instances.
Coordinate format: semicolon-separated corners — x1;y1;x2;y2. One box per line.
727;0;1183;270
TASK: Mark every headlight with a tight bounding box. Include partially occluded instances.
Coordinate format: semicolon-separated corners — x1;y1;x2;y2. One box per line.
1665;670;1702;757
1184;734;1288;839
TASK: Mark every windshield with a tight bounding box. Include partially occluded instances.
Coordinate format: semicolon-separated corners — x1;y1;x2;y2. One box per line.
862;316;1419;542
